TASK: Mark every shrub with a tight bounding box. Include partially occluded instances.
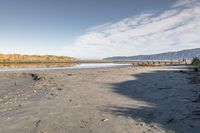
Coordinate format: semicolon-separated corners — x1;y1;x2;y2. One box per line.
191;57;200;66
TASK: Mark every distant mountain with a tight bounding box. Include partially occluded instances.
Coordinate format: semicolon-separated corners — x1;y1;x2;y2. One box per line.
104;48;200;60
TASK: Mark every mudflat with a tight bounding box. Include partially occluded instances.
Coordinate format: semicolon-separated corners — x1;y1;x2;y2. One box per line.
0;66;199;133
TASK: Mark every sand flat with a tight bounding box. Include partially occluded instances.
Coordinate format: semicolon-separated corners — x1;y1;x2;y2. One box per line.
0;66;199;133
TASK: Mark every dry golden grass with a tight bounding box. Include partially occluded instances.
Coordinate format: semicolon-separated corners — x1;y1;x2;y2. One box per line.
0;54;77;63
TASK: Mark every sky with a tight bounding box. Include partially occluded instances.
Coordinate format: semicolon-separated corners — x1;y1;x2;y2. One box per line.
0;0;199;59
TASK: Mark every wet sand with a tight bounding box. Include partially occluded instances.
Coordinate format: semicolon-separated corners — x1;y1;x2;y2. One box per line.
0;66;199;133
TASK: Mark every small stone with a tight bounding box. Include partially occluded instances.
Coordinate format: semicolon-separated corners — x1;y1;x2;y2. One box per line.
80;125;85;128
166;118;174;124
51;87;56;90
57;88;63;91
33;90;37;93
140;122;144;126
40;131;48;133
101;118;109;122
194;67;199;72
179;70;184;73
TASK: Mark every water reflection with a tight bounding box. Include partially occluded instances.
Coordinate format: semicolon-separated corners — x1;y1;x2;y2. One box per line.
0;63;131;72
0;63;78;69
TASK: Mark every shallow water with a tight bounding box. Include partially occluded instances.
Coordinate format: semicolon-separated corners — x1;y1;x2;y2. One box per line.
0;63;131;72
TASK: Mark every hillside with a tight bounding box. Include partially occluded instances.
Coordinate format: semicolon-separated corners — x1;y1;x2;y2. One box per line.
0;54;77;63
104;48;200;60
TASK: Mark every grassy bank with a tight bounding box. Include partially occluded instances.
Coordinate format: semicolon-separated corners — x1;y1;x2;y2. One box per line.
0;54;77;63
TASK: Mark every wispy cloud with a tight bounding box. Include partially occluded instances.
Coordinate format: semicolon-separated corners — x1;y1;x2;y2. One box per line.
64;0;200;59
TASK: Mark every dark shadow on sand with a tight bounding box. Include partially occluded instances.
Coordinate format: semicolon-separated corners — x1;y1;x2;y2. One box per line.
104;67;200;133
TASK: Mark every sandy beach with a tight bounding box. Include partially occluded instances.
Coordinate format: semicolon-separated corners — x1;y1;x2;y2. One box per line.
0;65;199;133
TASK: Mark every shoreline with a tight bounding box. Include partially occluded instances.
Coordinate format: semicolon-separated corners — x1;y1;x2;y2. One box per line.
0;63;132;72
0;59;188;64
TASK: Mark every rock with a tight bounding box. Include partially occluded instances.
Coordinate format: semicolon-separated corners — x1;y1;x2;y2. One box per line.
40;131;48;133
57;88;63;91
190;125;194;128
194;67;199;72
80;120;88;128
51;87;56;90
36;120;41;127
101;118;109;122
166;118;174;124
80;125;85;128
33;90;37;93
29;73;43;81
157;87;172;90
179;70;185;73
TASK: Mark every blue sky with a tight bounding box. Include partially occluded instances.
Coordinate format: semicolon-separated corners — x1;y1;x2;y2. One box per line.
0;0;199;59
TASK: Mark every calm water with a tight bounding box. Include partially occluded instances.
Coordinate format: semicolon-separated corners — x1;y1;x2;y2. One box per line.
0;63;131;72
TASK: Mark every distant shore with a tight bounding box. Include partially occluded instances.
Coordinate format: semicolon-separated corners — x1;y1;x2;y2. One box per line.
0;59;189;64
0;60;190;71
